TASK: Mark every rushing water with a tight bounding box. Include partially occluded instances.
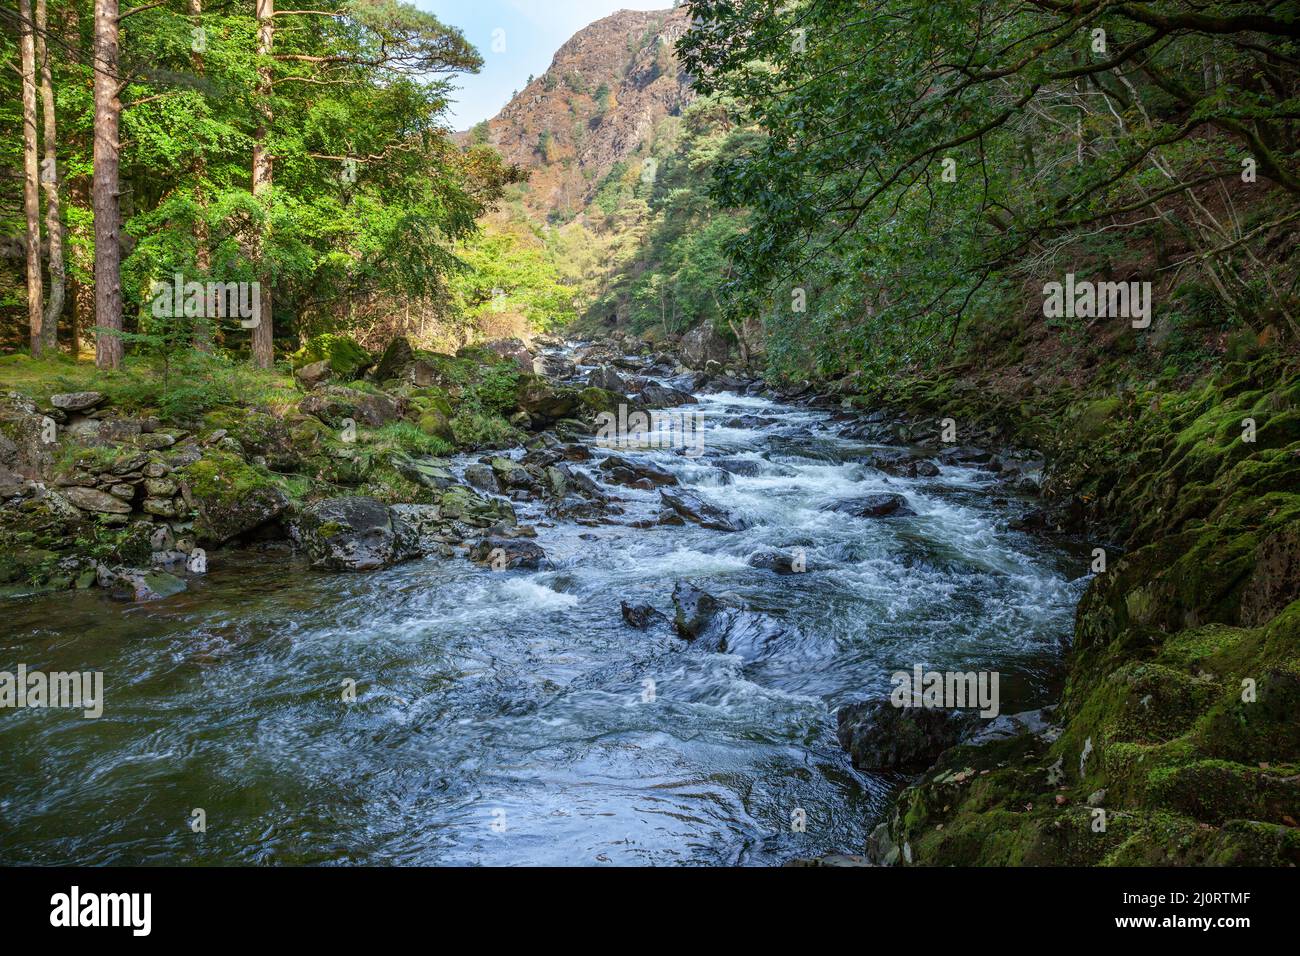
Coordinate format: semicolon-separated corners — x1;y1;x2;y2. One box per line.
0;365;1087;865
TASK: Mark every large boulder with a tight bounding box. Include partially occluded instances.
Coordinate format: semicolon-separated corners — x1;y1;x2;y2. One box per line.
835;700;973;771
586;366;625;392
181;452;290;546
598;455;678;488
294;496;419;571
291;333;371;380
50;391;105;412
635;383;697;408
680;324;731;370
534;354;576;380
514;374;578;424
299;385;404;429
371;336;415;383
659;487;746;531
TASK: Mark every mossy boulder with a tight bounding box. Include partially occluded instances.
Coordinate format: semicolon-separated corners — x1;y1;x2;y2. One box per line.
180;451;290;546
291;334;371;380
293;496;419;571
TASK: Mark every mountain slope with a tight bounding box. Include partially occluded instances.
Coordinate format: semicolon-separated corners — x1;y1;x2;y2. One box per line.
472;6;693;220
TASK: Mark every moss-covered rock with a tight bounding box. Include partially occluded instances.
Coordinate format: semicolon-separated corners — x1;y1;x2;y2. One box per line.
291;333;371;380
179;451;290;545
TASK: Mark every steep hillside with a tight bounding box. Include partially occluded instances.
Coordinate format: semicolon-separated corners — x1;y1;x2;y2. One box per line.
471;7;693;220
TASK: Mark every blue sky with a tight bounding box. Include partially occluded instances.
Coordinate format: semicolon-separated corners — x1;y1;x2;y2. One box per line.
424;0;673;130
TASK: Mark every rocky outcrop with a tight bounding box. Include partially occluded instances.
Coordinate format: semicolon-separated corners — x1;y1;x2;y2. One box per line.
473;7;693;218
680;325;731;370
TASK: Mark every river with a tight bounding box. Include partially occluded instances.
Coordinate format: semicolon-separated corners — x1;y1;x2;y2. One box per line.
1;359;1086;865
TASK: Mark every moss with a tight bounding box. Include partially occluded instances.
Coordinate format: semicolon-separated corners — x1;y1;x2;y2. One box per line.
291;333;371;379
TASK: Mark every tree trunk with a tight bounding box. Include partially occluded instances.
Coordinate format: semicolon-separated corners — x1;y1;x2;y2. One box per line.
36;0;65;354
93;0;124;370
250;0;275;368
190;0;212;351
19;0;44;356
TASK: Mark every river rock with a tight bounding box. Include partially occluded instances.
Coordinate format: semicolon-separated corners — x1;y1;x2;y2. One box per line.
621;601;668;629
389;452;456;490
295;496;419;572
636;383;697;408
746;547;809;574
863;450;930;478
515;375;578;424
534;354;576;380
468;537;549;570
836;700;973;770
587;366;625;392
50;391;105;412
671;581;722;641
463;462;500;494
659;488;746;531
829;493;916;518
64;486;133;514
599;455;678;488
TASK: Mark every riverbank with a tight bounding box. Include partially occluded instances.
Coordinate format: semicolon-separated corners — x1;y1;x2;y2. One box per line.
841;352;1300;865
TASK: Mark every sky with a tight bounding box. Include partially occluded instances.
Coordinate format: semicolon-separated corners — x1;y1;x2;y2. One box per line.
424;0;674;130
